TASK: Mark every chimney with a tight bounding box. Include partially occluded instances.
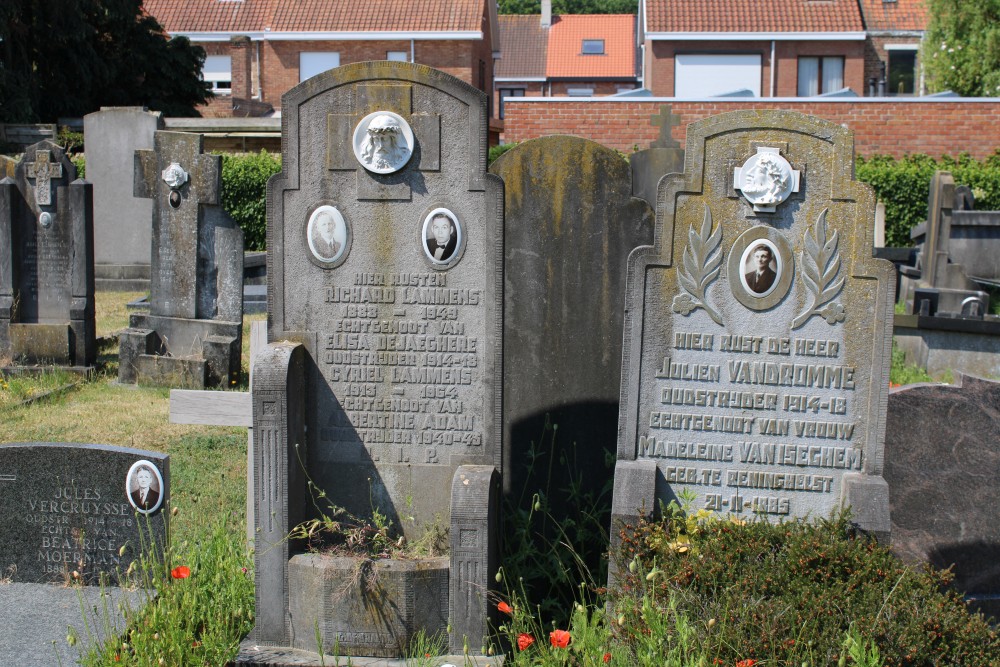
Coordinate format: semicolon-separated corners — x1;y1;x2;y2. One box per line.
541;0;551;27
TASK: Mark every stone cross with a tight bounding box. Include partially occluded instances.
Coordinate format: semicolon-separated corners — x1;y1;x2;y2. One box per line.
325;81;442;199
650;105;682;149
26;150;63;206
134;131;221;320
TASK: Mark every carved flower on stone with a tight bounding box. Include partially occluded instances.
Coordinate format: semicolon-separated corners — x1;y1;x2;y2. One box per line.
820;302;846;324
672;293;696;316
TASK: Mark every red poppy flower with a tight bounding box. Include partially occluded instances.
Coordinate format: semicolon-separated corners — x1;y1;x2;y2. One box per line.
498;601;513;615
171;565;191;579
516;633;535;651
549;629;571;649
603;652;612;663
736;660;757;667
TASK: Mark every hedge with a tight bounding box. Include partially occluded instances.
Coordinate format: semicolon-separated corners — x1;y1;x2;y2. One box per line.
857;151;1000;248
219;150;281;251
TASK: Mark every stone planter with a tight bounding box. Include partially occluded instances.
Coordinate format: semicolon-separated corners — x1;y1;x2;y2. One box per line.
288;553;449;658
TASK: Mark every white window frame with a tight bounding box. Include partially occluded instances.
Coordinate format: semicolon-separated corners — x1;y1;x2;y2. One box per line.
299;52;341;83
202;55;233;93
386;51;409;62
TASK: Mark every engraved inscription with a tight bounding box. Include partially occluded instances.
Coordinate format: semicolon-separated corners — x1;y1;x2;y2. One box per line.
639;326;861;516
321;272;485;462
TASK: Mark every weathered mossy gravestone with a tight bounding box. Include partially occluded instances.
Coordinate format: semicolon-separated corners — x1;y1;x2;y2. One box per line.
490;137;652;558
241;62;503;663
0;141;95;371
118;130;243;389
611;111;896;564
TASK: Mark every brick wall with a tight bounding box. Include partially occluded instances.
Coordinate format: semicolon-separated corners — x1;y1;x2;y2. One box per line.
502;99;1000;159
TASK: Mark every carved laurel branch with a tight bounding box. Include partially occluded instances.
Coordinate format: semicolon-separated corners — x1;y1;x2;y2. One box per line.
792;208;846;329
672;205;724;326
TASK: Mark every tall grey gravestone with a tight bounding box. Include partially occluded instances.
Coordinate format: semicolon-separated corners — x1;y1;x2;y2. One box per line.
0;442;168;585
83;107;163;291
118;130;243;389
241;62;503;663
610;111;896;567
490;137;651;579
630;105;686;210
0;141;96;370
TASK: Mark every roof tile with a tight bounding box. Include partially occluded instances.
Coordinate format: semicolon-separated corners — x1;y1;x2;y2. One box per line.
497;15;547;78
546;14;635;78
646;0;864;34
857;0;927;32
144;0;487;34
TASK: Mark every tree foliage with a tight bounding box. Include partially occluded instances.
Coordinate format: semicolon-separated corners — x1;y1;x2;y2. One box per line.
499;0;637;14
921;0;1000;96
0;0;211;122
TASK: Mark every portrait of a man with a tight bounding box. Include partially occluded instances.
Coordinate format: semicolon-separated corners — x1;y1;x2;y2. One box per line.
126;461;163;514
307;206;348;263
743;242;778;295
423;209;461;263
355;113;413;174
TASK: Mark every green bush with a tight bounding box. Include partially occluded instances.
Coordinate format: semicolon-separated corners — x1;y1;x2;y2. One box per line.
220;151;281;251
612;510;1000;666
489;141;518;164
856;151;1000;248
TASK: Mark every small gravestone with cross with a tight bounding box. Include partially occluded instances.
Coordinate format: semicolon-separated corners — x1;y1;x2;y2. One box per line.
118;131;243;388
239;62;503;664
631;104;686;209
0;140;96;370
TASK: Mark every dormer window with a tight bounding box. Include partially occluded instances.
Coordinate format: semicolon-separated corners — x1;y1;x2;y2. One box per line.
582;39;605;55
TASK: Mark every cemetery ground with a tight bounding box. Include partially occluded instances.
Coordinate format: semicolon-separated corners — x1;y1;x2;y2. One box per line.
2;291;998;666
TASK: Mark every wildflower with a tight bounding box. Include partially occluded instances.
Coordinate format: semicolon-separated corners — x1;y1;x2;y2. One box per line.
171;565;191;579
736;660;758;667
516;633;535;651
241;567;248;575
549;629;571;649
497;601;513;615
603;652;612;662
192;641;202;648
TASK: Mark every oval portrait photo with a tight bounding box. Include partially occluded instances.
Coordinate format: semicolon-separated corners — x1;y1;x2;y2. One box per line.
740;239;781;298
422;208;462;266
307;205;349;264
126;460;164;514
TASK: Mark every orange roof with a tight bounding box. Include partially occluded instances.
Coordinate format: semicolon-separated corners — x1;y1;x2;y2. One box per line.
546;15;635;78
497;15;548;79
646;0;864;34
857;0;927;32
144;0;490;34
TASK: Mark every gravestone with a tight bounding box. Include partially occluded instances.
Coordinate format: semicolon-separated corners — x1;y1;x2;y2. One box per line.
900;172;991;317
0;442;168;584
490;137;652;552
118;130;243;388
83;107;163;291
630;105;686;209
611;110;896;562
885;374;1000;617
0;141;96;370
240;62;503;663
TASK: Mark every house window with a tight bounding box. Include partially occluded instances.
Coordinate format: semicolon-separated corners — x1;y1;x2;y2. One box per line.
202;55;232;93
567;88;594;96
582;39;605;55
798;56;844;96
497;87;524;119
887;49;917;95
387;51;409;62
299;52;341;83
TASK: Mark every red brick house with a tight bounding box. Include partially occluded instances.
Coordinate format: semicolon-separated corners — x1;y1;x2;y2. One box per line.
639;0;868;97
495;6;638;120
857;0;927;96
143;0;501;118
